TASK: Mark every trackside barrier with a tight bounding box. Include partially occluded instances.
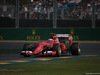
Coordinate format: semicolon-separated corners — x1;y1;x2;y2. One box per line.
0;28;100;41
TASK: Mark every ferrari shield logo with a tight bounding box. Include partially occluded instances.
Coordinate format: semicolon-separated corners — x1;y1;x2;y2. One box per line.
32;30;36;35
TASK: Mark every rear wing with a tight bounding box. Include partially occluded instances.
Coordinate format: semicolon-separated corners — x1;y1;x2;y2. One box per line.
56;34;73;46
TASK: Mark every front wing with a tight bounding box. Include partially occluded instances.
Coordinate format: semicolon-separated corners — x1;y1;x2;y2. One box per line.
21;50;57;56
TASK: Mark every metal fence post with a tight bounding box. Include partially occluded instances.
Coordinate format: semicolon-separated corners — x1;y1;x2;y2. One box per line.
61;8;64;19
15;0;19;28
53;0;57;28
92;0;95;28
47;8;50;20
29;8;31;19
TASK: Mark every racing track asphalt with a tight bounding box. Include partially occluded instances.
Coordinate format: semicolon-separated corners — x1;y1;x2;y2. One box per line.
0;41;100;61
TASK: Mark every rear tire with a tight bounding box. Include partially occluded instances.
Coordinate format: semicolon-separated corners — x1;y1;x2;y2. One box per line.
53;44;62;57
22;43;32;57
70;43;80;55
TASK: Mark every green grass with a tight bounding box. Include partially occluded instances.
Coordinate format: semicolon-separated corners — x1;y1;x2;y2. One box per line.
0;57;100;75
0;49;21;54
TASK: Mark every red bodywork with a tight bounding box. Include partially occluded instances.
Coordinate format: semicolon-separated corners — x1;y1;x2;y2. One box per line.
25;34;73;56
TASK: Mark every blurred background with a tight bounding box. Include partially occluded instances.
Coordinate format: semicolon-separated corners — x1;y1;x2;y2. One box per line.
0;0;100;41
0;0;100;28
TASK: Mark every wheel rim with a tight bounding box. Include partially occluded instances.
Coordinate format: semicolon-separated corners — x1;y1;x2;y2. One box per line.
58;46;62;54
78;44;81;54
78;48;81;54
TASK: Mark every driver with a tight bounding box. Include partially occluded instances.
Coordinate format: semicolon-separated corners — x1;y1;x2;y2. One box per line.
53;36;60;43
50;35;60;43
48;39;53;43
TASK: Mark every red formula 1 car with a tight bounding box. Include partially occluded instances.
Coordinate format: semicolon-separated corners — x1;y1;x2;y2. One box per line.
21;34;81;57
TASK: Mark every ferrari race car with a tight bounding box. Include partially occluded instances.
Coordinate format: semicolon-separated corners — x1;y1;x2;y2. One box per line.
21;34;81;57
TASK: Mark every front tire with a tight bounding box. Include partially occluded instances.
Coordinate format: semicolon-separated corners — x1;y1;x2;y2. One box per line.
22;43;32;57
70;43;81;55
53;44;62;57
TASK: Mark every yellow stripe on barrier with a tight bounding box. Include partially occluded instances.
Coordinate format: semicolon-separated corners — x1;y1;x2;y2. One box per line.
0;63;11;64
59;57;72;58
34;58;52;61
13;61;29;63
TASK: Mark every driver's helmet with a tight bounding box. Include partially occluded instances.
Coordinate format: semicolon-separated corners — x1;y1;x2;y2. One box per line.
48;39;53;43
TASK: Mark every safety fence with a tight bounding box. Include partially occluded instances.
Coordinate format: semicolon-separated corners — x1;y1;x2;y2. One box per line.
0;0;100;28
0;17;100;28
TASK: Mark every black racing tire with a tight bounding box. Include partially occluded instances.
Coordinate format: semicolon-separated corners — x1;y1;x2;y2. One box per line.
53;44;62;57
70;43;81;55
23;43;32;51
22;43;32;57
